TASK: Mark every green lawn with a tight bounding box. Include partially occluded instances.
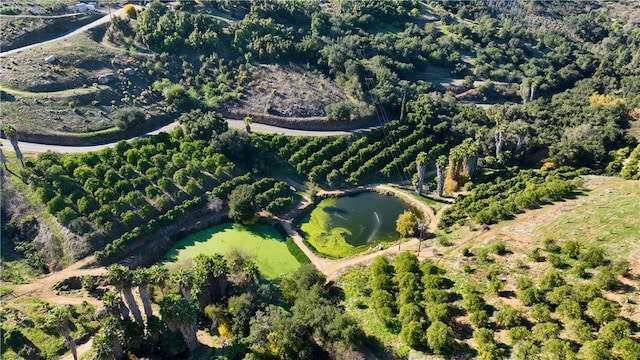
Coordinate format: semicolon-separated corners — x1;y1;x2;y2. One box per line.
164;223;302;280
534;176;640;261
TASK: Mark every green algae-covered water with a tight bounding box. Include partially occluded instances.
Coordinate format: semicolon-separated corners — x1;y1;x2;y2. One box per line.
299;192;410;258
163;223;301;280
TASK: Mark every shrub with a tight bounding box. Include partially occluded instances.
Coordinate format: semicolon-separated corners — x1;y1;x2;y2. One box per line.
612;338;640;360
598;319;631;345
494;305;522;329
561;240;580;258
398;303;423;327
579;246;607;268
538;269;565;292
462;292;486;312
542;237;560;252
326;101;352;121
489;241;507;255
423;289;448;304
46;195;68;214
529;303;551;323
577;340;612;360
566;319;593;344
507;326;532;343
69;217;91;234
124;4;137;18
586;298;620;325
113;108;145;130
594;267;618;290
511;340;540;360
611;259;630;276
541;339;574;360
473;328;496;350
81;276;99;292
527;247;542;262
557;299;583;321
425;303;450;323
400;321;424;348
470;310;489;328
531;322;561;343
426;321;452;355
517;286;541;306
546;285;572;305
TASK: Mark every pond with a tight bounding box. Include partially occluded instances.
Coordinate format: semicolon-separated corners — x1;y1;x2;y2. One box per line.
299;192;411;258
163;223;302;280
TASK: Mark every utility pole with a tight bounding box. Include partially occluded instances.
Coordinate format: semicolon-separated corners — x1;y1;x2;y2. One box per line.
417;220;426;257
106;0;112;20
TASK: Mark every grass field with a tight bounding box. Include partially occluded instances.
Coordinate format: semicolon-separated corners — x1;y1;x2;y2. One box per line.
164;223;302;280
0;27;161;134
437;176;640;264
534;176;640;262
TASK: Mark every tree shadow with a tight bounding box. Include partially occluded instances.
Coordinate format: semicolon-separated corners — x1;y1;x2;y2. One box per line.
498;290;516;298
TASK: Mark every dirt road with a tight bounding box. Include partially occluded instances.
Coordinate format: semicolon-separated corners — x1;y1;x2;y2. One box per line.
3;184;447;304
0;120;363;154
2;255;106;305
0;8;129;57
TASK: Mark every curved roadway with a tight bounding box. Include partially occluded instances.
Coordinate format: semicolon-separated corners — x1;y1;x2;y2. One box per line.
0;120;366;154
0;8;127;57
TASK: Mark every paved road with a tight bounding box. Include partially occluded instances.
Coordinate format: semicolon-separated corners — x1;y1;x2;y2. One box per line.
0;8;126;57
0;120;368;154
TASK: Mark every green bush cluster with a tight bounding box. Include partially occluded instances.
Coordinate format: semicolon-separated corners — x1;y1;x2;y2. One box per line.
23;130;234;241
439;167;586;228
95;195;206;262
272;119;446;186
368;253;454;355
619;144;640;180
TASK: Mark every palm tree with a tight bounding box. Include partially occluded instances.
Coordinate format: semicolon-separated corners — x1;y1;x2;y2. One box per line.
415;152;427;196
134;268;153;321
494;126;504;158
193;254;228;308
47;305;78;360
2;125;23;167
108;264;143;325
242;260;259;286
159;294;199;352
435;155;447;197
204;303;225;334
445;146;464;192
171;267;194;301
0;148;8;171
243;116;252;133
511;119;529;152
210;254;229;299
147;264;169;296
102;290;128;320
492;109;506;159
92;316;124;360
461;137;480;180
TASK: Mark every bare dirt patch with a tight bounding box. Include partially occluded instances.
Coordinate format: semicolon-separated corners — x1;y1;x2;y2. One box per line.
227;63;351;118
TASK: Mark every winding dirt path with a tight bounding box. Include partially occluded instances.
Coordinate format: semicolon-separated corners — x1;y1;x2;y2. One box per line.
0;8;129;57
1;255;106;305
2;184;448;305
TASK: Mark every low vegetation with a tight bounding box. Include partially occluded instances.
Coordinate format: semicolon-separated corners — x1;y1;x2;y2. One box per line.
340;249;640;359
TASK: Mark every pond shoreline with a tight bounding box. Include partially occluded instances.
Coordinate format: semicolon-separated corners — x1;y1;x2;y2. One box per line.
111;182;443;283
